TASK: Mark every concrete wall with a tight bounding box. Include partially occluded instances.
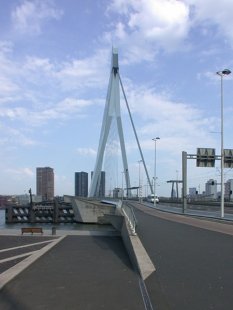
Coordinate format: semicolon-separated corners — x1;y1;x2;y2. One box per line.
120;217;156;280
64;196;116;223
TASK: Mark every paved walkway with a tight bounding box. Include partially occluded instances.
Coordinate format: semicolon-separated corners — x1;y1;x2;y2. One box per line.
0;234;145;310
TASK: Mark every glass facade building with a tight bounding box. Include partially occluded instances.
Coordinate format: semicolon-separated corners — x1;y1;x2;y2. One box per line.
75;172;88;197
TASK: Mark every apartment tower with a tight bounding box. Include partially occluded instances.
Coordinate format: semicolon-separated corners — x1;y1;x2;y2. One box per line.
36;167;54;201
75;172;88;197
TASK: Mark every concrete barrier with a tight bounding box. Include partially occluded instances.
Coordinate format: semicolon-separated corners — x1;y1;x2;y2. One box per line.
120;217;155;280
64;196;116;223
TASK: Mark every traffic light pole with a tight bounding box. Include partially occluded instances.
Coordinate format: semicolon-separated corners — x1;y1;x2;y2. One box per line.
182;151;187;213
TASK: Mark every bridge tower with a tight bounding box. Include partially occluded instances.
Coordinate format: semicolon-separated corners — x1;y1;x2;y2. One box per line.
89;48;153;198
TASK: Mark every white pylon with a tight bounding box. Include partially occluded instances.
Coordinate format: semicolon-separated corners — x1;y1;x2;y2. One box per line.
89;48;131;197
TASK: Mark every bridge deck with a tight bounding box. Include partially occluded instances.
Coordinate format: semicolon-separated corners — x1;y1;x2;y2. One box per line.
132;202;233;310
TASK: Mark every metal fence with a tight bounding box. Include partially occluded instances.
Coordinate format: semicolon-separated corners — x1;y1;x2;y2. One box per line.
121;202;137;235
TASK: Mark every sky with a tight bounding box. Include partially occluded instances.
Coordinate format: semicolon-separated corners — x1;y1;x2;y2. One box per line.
1;0;233;197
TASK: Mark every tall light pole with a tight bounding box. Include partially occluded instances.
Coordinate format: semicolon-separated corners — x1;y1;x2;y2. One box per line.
216;69;231;218
138;160;143;202
121;171;124;202
152;137;160;206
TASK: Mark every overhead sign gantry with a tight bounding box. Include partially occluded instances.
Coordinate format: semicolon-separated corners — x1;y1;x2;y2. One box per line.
182;148;233;212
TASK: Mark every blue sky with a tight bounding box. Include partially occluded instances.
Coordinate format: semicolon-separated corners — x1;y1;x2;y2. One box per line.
1;0;233;197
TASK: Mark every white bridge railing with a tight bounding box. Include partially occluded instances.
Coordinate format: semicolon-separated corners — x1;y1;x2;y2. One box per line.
121;202;137;235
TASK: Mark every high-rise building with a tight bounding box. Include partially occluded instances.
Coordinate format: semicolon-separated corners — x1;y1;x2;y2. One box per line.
75;172;88;197
225;179;233;200
189;187;197;197
91;171;105;197
36;167;54;201
113;187;123;198
205;179;217;199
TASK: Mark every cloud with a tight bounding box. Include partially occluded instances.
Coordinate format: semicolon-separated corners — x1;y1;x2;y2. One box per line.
56;49;110;90
0;76;19;94
0;45;108;126
19;50;110;92
0;97;95;126
0;44;111;106
1;125;38;146
120;83;218;154
33;98;94;123
0;107;27;120
183;0;233;45
24;56;54;72
0;41;14;55
6;167;34;178
11;0;63;35
106;0;233;64
107;0;190;63
76;148;97;157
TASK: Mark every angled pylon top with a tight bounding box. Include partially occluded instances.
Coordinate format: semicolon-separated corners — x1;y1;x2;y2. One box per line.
112;48;119;74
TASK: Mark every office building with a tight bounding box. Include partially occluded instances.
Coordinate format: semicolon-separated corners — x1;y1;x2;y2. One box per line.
91;171;105;197
189;187;197;197
225;179;233;200
75;172;88;197
205;179;217;199
113;187;123;198
36;167;54;201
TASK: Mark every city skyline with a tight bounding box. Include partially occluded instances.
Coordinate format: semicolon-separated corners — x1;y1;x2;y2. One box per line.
2;167;233;200
1;1;233;197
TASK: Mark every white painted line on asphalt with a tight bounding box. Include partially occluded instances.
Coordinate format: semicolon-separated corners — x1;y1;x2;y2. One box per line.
0;239;57;253
0;236;66;290
0;251;37;263
139;277;154;310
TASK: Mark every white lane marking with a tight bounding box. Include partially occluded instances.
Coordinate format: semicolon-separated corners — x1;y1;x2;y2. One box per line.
139;277;154;310
0;251;37;264
0;236;66;290
0;239;56;253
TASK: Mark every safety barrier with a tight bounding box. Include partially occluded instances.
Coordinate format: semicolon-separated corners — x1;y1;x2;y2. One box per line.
121;202;137;235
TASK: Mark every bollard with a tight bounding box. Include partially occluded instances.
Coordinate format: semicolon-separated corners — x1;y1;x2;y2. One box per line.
52;226;56;235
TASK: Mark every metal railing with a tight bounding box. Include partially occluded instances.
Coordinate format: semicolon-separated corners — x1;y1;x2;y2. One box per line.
121;202;137;235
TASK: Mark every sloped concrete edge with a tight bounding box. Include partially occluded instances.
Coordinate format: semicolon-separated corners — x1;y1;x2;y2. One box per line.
121;218;156;280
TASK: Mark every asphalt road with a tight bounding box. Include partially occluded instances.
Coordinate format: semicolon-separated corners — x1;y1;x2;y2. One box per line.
132;202;233;310
0;235;145;310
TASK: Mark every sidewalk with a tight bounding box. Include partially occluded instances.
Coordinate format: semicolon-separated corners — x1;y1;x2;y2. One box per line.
0;235;145;310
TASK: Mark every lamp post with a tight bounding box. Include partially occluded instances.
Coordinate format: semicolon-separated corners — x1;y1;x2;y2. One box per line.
138;160;143;202
152;137;160;206
121;171;124;202
216;69;231;218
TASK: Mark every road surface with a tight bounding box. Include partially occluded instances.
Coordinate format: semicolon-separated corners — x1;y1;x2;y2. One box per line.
132;202;233;310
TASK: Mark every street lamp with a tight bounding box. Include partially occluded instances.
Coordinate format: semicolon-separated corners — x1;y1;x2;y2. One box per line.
152;137;160;206
138;160;143;202
216;69;231;218
121;171;124;202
